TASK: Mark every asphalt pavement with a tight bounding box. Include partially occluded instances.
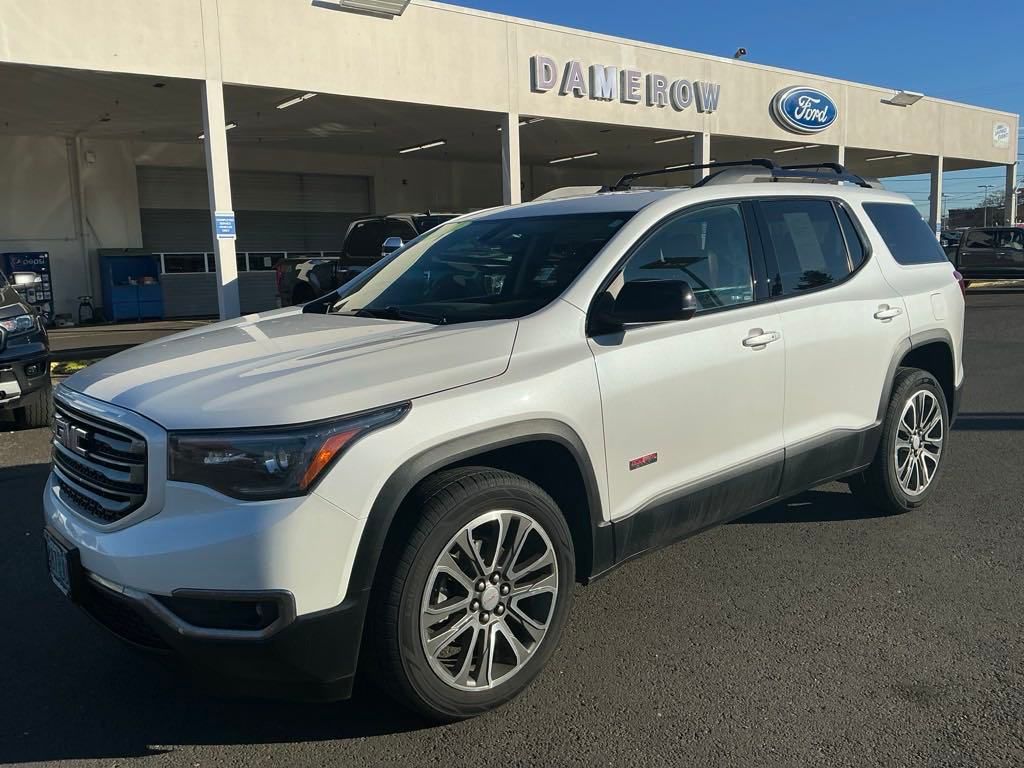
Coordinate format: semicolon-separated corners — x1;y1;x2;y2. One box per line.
1;293;1022;767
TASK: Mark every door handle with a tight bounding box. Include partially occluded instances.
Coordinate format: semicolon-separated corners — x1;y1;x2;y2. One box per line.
873;304;903;322
742;328;781;348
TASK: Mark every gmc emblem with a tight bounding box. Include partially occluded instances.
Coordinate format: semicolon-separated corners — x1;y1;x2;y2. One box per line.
54;417;89;457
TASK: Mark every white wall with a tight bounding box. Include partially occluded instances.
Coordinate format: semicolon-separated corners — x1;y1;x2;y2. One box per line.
0;136;143;317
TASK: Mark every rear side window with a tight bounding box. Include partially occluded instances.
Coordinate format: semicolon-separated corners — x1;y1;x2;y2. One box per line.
862;203;948;265
995;229;1024;251
759;199;853;295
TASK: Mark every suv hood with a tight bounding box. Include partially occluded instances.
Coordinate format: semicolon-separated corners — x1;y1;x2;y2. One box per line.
64;309;518;429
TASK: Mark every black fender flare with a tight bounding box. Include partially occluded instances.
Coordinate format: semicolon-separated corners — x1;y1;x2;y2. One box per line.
877;328;956;423
345;418;609;599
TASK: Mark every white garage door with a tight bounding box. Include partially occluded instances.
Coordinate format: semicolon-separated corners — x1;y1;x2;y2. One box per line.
137;166;372;252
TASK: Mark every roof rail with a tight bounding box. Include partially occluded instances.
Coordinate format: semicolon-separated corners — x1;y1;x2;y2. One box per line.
609;160;774;191
606;159;875;191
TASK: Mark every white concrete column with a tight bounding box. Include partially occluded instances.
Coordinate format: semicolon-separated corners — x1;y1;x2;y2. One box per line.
201;80;240;320
693;132;711;183
501;112;522;205
928;155;944;235
835;145;846;167
1006;164;1018;225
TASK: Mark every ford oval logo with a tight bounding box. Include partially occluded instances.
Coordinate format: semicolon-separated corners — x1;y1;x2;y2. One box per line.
771;87;838;134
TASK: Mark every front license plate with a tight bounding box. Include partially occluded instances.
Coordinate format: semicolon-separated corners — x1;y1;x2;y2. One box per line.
43;530;75;597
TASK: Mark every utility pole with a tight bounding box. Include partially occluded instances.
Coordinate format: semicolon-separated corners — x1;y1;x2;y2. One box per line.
978;184;994;227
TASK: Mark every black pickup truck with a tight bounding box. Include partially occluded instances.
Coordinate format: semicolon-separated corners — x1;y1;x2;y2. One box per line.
944;226;1024;281
0;270;52;428
276;212;458;306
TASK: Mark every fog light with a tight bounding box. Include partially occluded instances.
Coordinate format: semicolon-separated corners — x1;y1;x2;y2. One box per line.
25;361;48;378
155;592;291;631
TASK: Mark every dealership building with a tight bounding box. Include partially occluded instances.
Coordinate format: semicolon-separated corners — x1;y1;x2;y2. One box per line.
0;0;1018;320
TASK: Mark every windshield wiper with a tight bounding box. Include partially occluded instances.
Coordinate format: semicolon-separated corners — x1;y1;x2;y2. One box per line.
353;305;448;325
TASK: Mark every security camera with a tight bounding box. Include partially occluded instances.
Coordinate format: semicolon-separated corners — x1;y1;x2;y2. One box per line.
734;47;747;59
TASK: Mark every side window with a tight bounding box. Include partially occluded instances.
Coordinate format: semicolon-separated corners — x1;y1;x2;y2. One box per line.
760;199;852;295
995;229;1024;251
964;229;996;249
837;205;867;270
616;203;754;312
862;203;949;265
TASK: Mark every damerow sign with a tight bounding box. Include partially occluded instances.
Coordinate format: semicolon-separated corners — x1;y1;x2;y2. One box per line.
530;55;721;114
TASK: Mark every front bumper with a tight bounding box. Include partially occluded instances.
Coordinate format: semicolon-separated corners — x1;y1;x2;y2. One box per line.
0;340;49;409
69;563;368;701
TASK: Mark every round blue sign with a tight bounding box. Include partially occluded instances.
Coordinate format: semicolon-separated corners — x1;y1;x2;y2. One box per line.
772;87;838;134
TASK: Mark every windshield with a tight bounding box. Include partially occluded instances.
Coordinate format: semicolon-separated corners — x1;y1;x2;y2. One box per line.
329;212;633;325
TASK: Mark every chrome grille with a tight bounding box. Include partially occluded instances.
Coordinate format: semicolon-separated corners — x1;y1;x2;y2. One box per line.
52;398;147;524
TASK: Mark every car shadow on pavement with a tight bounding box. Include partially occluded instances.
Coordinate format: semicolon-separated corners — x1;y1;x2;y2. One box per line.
0;462;432;765
953;412;1024;431
734;488;892;525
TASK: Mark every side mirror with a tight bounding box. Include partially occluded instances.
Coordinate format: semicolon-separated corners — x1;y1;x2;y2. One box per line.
381;236;404;258
594;279;698;332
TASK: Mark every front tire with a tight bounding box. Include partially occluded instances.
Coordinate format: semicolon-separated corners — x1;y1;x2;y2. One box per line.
850;368;948;514
372;467;575;722
15;379;54;429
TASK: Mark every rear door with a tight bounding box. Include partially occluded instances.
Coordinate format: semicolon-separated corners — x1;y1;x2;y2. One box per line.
754;197;910;494
992;228;1024;277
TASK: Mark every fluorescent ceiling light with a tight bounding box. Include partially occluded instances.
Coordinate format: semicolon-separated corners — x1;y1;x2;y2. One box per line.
773;144;818;153
548;151;599;165
882;90;924;107
865;152;913;161
277;93;318;110
498;118;545;132
399;139;447;154
197;122;237;140
653;134;695;145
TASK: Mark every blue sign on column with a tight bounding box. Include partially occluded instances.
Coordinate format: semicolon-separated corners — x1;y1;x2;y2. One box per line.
214;211;237;239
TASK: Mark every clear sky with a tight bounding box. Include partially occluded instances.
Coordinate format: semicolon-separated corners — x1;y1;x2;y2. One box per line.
444;0;1023;215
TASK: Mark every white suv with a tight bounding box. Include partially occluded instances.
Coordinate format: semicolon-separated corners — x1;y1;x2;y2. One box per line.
43;162;965;721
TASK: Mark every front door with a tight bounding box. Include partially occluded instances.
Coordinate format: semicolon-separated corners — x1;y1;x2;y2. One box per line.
589;202;786;559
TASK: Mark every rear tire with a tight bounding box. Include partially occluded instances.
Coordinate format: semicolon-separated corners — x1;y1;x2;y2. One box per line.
850;368;948;515
372;467;575;722
15;380;54;429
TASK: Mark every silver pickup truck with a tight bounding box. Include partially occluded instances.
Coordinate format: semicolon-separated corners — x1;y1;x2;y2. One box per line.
276;212;458;306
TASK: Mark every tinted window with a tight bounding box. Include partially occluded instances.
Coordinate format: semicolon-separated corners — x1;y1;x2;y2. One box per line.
616;203;753;312
837;206;867;269
863;203;949;265
995;229;1024;251
345;219;419;260
330;212;632;325
163;254;207;273
760;199;852;294
412;215;458;234
964;229;996;249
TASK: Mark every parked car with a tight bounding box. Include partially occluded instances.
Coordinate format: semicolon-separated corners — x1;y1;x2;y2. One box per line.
944;226;1024;280
276;212;459;306
43;162;964;722
0;270;51;427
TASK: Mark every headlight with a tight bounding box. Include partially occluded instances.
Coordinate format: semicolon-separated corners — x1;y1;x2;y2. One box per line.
0;314;37;335
168;404;409;500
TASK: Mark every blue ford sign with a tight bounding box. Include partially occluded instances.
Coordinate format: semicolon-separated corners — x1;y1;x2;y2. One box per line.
771;87;838;134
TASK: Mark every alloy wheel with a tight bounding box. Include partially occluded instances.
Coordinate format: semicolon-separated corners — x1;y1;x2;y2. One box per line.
419;509;559;691
894;389;943;497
